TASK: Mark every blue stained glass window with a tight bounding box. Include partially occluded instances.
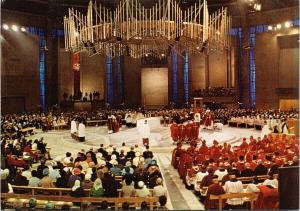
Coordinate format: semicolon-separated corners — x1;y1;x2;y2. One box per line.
117;56;123;101
51;29;64;38
249;27;256;109
171;48;178;104
27;27;46;111
184;50;189;103
293;18;299;26
106;55;113;106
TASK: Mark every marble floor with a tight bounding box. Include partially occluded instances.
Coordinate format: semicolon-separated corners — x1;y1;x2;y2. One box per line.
28;125;262;210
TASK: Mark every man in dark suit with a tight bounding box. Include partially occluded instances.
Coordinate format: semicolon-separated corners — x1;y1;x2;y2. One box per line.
126;146;136;161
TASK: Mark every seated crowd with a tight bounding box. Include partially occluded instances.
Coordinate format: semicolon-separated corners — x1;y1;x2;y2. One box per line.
192;87;235;97
1;141;168;210
2;108;298;140
172;133;299;209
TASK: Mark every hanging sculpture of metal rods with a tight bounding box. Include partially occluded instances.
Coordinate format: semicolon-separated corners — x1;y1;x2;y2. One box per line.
64;0;232;59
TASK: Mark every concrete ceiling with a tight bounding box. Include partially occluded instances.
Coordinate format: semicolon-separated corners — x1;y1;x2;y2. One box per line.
1;0;298;23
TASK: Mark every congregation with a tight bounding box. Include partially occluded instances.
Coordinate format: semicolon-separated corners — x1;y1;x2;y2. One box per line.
1;138;168;209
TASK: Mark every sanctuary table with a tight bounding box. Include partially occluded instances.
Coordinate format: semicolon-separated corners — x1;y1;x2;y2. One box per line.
137;117;161;132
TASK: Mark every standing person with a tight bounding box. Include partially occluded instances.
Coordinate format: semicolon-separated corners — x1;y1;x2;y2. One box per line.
70;118;77;135
141;120;150;147
78;120;85;142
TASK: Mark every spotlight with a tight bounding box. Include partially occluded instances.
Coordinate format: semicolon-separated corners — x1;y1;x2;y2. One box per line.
74;31;79;37
161;53;165;57
20;27;26;32
254;3;261;11
267;25;273;31
11;25;19;31
2;24;9;30
216;31;220;35
284;21;291;28
145;53;149;57
276;23;282;29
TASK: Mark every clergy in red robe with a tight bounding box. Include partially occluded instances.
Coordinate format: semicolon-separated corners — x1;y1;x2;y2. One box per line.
205;175;225;210
199;140;209;154
240;138;249;150
185;122;194;141
170;122;179;142
171;143;184;169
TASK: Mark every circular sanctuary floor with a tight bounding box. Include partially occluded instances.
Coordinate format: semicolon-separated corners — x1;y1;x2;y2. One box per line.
30;125;261;158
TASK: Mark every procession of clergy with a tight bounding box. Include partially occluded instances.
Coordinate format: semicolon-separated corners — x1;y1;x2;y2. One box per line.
69;108;291;144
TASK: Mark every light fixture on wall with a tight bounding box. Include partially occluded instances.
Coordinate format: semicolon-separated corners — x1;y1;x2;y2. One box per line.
284;21;292;28
2;23;28;32
276;24;282;29
2;24;9;30
267;20;294;32
267;25;273;31
11;25;19;31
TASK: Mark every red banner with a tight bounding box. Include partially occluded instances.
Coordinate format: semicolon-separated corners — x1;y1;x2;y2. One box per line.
72;53;80;71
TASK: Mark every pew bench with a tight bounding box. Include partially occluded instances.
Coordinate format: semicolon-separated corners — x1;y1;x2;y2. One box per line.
20;127;36;136
86;120;107;126
210;192;257;210
53;123;68;130
11;185;91;197
1;193;159;210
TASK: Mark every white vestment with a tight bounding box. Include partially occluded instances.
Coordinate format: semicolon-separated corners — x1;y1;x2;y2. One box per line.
78;123;85;138
194;113;201;123
141;123;150;139
71;120;77;134
282;123;289;134
261;124;271;139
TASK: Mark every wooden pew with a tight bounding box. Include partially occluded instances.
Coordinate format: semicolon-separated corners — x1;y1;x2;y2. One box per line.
117;188;154;197
86;120;107;126
210;192;257;210
228;120;238;127
20;127;36;136
11;186;91;197
53;123;68;130
1;193;159;210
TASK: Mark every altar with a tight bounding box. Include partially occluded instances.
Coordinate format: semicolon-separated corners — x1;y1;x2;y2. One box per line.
136;117;161;133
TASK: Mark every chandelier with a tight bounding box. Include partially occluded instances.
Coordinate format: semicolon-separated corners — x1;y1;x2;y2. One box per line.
64;0;232;59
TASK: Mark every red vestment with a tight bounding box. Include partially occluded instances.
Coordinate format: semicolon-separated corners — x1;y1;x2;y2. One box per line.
205;183;225;209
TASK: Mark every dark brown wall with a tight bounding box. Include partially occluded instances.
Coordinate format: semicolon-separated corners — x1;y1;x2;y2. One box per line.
123;56;141;108
1;31;40;113
255;29;299;109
